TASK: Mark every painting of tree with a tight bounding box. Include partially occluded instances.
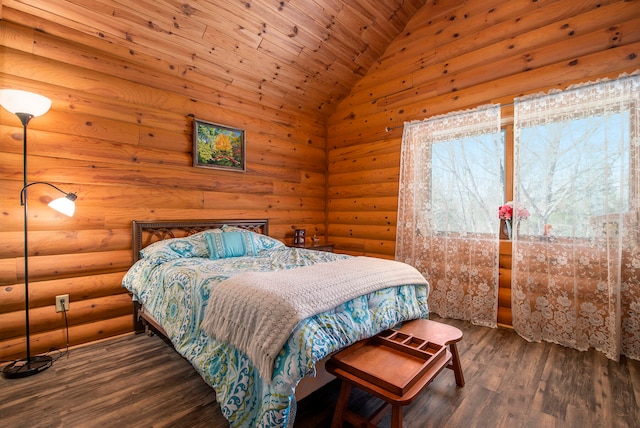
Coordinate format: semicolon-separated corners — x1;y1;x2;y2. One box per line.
193;118;246;172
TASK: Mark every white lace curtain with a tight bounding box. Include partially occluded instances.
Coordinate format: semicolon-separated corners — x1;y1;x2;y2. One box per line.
512;74;640;361
396;104;502;328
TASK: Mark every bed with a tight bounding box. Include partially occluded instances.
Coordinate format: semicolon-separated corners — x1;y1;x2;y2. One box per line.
122;219;430;428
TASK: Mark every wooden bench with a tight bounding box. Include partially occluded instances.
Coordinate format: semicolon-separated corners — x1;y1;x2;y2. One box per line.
398;319;465;387
326;319;464;428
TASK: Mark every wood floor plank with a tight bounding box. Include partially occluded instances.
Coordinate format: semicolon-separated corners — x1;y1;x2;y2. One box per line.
1;316;638;427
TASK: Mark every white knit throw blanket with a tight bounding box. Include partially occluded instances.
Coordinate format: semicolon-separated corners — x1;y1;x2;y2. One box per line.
201;256;428;381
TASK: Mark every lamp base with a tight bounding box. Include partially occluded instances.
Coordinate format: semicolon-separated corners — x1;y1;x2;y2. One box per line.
2;355;53;379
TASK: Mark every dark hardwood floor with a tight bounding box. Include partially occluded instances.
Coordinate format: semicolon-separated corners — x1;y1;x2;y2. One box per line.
2;316;639;427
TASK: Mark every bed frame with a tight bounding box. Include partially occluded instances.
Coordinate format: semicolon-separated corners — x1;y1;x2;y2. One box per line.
130;219;269;334
128;219;333;400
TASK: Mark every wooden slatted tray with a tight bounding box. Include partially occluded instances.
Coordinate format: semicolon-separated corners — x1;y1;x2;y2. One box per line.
329;328;447;396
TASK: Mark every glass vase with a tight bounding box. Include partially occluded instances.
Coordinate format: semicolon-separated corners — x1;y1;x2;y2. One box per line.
501;220;512;240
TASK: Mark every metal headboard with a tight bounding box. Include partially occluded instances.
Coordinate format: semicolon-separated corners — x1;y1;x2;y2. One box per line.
131;219;269;263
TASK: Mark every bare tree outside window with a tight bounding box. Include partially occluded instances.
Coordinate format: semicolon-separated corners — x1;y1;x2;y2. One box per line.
431;133;505;235
516;112;630;238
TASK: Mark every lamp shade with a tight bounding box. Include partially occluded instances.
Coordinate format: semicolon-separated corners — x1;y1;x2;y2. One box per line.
48;194;76;217
0;89;52;117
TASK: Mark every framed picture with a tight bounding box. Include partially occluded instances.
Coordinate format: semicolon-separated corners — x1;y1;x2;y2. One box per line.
193;118;246;172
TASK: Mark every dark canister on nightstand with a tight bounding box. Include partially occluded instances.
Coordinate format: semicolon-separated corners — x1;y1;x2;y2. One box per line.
294;229;306;247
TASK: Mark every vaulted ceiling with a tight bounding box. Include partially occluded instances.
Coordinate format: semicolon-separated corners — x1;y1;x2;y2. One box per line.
2;0;427;119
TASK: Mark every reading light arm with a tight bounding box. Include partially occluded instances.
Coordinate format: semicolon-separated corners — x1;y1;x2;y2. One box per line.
20;181;77;207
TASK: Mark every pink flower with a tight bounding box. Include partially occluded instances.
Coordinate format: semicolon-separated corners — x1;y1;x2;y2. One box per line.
498;203;513;220
499;202;530;221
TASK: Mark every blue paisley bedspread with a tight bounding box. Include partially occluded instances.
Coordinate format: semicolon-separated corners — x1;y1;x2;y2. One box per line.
122;245;429;427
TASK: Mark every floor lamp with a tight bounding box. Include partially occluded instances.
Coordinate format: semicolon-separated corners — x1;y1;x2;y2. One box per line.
1;89;77;379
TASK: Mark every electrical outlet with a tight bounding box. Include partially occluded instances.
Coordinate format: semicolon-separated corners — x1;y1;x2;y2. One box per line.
55;294;70;312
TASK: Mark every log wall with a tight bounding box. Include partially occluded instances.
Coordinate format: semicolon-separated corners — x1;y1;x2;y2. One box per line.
326;0;640;325
0;19;327;360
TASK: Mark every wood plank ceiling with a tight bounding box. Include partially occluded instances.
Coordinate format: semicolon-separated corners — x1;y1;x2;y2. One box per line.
2;0;427;119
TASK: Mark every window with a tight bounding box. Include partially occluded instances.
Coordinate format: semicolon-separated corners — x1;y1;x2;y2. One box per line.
397;104;502;328
431;132;505;234
511;73;639;361
516;107;632;239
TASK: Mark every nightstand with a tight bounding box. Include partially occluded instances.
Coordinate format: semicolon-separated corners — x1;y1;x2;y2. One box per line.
304;242;334;253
